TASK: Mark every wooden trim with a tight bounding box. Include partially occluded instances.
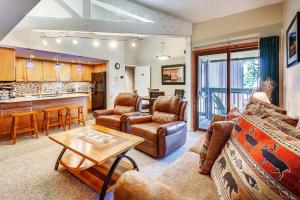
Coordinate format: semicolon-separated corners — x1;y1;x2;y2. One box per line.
226;50;231;113
191;41;258;131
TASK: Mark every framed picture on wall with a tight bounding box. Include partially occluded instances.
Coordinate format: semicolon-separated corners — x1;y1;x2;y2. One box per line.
286;12;300;67
161;64;185;85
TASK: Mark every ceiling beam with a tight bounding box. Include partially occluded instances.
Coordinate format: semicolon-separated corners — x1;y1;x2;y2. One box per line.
14;0;192;36
0;0;40;41
54;0;82;18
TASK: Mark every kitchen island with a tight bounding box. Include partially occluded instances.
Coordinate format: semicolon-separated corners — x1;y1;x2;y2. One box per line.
0;93;89;140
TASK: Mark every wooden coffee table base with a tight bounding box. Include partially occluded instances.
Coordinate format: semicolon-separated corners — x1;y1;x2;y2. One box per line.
54;147;139;200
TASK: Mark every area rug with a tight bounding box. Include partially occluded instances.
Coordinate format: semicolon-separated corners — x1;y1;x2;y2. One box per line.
0;121;202;200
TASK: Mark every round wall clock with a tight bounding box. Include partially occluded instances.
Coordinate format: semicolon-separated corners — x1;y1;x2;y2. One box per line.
115;63;120;69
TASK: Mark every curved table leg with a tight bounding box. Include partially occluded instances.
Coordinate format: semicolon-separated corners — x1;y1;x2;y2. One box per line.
55;147;66;170
99;150;139;200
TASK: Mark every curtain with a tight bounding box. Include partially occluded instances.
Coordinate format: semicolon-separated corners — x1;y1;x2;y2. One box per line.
259;36;280;106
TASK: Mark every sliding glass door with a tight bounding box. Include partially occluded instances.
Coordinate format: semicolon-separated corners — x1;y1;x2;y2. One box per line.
195;44;259;130
197;53;227;129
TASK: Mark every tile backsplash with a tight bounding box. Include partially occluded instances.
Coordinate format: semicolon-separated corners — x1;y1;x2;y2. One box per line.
0;82;91;97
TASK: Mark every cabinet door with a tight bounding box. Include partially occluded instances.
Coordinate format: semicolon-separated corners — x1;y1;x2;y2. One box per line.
15;58;27;81
26;60;44;81
59;63;71;81
82;64;92;81
0;48;15;81
43;61;58;81
71;64;83;81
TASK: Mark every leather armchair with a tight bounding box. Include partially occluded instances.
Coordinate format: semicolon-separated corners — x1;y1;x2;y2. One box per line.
127;96;187;158
93;93;142;132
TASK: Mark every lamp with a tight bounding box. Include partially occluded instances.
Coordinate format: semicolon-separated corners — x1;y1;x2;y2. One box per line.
77;57;83;72
156;42;170;61
252;92;271;103
27;49;34;70
54;54;61;71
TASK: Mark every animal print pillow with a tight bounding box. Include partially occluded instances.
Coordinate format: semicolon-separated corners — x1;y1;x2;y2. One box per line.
211;115;300;200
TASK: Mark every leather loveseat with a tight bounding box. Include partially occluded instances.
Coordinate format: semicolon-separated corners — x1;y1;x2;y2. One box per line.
127;96;187;158
93;93;142;132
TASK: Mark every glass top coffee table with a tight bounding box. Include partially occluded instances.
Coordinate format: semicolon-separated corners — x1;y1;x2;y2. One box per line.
49;124;144;200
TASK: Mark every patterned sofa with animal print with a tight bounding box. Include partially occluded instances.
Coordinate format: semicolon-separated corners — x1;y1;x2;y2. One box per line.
112;98;300;200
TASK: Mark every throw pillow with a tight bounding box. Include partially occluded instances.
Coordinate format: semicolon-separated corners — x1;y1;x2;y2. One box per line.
199;121;235;174
245;97;287;115
211;115;300;199
199;108;241;171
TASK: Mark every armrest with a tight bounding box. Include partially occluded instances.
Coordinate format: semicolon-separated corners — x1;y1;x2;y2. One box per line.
158;121;186;136
114;171;188;200
211;114;227;123
120;112;141;119
127;115;153;125
93;109;114;118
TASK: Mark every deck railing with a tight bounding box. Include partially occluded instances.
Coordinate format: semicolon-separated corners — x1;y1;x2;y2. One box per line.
198;87;253;120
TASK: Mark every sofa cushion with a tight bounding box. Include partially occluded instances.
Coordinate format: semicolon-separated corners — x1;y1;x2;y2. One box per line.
96;115;121;128
157;151;219;200
211;115;300;199
152;111;178;124
130;122;160;142
114;105;135;115
225;107;241;122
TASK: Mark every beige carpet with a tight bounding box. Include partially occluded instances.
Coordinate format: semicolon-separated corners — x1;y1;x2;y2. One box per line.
0;121;202;200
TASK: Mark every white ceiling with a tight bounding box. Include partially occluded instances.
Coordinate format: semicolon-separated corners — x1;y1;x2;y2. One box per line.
132;0;283;23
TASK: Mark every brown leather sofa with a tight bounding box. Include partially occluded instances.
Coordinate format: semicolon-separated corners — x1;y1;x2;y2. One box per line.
127;96;187;158
93;93;142;132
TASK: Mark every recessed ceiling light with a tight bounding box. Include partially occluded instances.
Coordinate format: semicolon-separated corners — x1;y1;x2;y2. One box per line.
42;40;48;46
131;42;136;47
109;40;117;48
72;39;78;45
56;38;62;44
93;39;100;47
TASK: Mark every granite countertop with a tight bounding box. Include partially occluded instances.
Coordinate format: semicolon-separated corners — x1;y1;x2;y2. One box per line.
0;93;90;104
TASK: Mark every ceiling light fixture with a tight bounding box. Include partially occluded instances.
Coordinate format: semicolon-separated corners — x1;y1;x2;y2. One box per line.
77;57;83;72
131;42;136;47
93;39;100;47
156;42;170;61
27;49;34;70
92;0;154;23
55;54;61;71
72;39;78;45
42;40;48;46
56;38;62;44
109;40;117;48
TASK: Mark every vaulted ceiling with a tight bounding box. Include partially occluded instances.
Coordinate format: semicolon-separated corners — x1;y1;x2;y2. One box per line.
132;0;283;22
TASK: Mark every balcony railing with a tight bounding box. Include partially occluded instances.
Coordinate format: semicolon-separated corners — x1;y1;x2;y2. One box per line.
198;87;253;125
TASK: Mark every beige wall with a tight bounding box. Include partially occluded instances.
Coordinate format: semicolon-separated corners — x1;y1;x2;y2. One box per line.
282;0;300;118
192;3;283;46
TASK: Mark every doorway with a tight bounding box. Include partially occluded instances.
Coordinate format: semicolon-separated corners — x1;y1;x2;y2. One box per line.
192;42;259;131
125;66;135;92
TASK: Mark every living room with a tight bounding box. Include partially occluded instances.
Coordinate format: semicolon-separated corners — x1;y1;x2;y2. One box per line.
0;0;299;200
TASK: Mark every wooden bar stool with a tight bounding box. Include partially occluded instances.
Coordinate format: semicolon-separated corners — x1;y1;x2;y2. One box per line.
42;107;66;135
65;105;85;130
10;111;38;145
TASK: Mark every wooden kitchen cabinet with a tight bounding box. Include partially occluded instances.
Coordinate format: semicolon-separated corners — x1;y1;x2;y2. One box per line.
82;64;92;81
27;60;44;81
15;58;27;81
43;61;58;81
71;64;83;81
0;47;15;81
59;63;71;81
